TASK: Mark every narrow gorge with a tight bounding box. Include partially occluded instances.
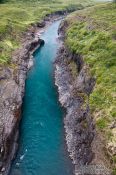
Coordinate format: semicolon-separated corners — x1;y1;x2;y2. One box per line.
0;1;115;175
9;19;75;175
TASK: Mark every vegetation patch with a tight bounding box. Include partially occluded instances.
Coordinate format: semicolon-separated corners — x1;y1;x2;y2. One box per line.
0;0;94;65
65;2;116;168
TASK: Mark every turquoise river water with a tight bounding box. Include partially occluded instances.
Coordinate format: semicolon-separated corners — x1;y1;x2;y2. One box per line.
10;20;73;175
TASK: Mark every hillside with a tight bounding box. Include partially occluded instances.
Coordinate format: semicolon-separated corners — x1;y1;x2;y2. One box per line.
0;0;94;64
64;2;116;173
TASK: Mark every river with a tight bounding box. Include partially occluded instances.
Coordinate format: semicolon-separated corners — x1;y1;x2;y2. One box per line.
10;20;73;175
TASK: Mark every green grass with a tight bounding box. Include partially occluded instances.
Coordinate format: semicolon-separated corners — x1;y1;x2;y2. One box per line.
0;0;94;65
112;169;116;175
96;118;107;129
65;2;116;165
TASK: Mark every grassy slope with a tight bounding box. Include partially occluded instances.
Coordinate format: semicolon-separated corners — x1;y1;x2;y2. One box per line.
65;2;116;170
0;0;94;64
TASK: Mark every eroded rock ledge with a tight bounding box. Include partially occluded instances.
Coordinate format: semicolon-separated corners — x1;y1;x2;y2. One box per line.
55;19;112;175
55;45;95;174
0;33;44;174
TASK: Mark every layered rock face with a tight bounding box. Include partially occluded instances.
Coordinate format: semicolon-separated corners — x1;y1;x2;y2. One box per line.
0;35;44;175
55;19;112;175
55;46;95;174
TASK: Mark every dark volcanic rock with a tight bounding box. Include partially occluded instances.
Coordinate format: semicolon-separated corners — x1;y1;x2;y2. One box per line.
37;21;45;28
55;16;111;175
55;46;95;175
29;38;45;51
0;33;44;175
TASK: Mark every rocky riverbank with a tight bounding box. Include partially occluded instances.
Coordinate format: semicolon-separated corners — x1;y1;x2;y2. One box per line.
55;46;95;174
55;20;112;175
0;12;67;175
0;30;45;175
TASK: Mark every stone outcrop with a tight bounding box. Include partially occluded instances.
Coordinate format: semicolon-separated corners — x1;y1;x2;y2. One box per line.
55;20;112;175
0;32;44;175
55;46;95;174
